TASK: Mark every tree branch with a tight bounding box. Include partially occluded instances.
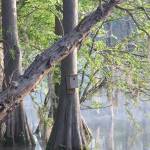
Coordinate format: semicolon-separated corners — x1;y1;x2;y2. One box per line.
115;5;150;38
137;6;150;20
79;21;105;96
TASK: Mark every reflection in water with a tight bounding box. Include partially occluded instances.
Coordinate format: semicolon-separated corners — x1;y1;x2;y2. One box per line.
1;88;150;150
83;88;150;150
109;117;114;150
95;127;100;150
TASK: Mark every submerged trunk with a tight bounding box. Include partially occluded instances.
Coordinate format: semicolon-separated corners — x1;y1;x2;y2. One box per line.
1;0;35;146
46;0;92;149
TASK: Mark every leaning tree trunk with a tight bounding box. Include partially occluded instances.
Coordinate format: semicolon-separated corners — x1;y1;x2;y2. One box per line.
46;0;91;149
1;0;35;146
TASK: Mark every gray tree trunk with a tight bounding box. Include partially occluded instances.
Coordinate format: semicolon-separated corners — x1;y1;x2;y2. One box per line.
46;0;91;149
1;0;35;146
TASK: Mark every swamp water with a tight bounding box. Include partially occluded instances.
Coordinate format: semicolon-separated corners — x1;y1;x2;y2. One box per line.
1;88;150;150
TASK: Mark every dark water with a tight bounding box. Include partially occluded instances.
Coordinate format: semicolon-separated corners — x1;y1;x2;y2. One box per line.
1;89;150;150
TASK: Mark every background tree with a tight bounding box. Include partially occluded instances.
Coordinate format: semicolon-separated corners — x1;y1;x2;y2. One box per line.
34;3;63;142
46;0;92;149
0;0;35;146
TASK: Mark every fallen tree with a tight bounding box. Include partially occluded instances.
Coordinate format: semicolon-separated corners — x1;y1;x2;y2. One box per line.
0;0;120;123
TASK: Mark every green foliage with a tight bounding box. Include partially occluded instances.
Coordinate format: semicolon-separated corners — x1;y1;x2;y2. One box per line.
16;132;29;145
9;49;15;59
59;144;66;150
77;0;150;130
40;103;54;126
17;0;61;69
1;132;29;146
1;136;13;144
81;145;89;150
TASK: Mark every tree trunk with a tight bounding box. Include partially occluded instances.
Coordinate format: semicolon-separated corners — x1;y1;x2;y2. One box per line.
48;6;62;123
0;0;118;122
0;0;3;92
35;8;63;140
1;0;35;146
46;0;92;149
106;22;114;120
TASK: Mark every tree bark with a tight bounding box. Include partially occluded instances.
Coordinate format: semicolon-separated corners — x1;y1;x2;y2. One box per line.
0;0;119;123
46;0;90;149
0;0;35;146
